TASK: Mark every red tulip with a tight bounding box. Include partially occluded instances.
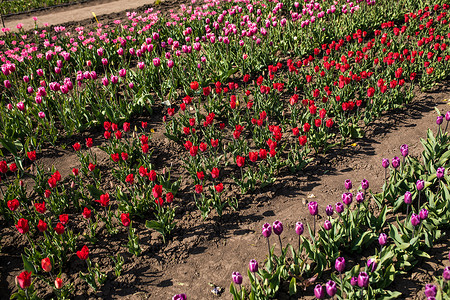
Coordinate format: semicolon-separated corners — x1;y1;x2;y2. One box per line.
54;223;65;235
37;219;48;232
120;213;130;227
236;155;245;167
152;185;163;198
7;199;19;211
72;142;81;151
27;151;36;161
59;214;69;225
55;277;63;289
16;218;29;234
16;271;31;289
76;245;89;260
82;207;91;219
41;257;52;272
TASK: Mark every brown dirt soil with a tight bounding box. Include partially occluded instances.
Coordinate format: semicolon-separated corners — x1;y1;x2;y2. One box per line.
1;1;450;300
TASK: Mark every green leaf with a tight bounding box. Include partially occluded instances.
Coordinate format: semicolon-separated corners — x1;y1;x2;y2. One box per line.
22;254;36;274
0;137;19;156
289;277;297;296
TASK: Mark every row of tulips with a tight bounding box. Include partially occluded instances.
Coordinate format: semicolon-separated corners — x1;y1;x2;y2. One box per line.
225;117;450;299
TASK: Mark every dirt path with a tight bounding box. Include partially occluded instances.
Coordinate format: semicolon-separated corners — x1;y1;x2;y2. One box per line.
2;0;155;32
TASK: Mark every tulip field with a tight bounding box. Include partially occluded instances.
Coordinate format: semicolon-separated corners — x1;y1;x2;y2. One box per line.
1;0;450;298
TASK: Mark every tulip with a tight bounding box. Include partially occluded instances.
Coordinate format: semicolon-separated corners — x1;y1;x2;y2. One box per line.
309;201;318;236
232;271;243;286
325;205;333;217
324;220;332;231
357;272;369;288
295;222;304;251
326;280;337;297
437;116;444;125
16;271;31;289
344;179;352;190
249;259;258;273
392;156;400;169
55;277;63;289
367;258;377;272
342;192;353;206
437;167;445;179
424;284;437;297
41;257;52;272
77;245;89;260
378;233;388;250
361;179;369;191
419;208;428;220
273;220;284;251
335;202;344;214
262;223;272;256
356;191;364;203
350;276;358;286
416;179;424;210
173;294;187;300
400;144;409;157
314;284;325;299
443;266;450;281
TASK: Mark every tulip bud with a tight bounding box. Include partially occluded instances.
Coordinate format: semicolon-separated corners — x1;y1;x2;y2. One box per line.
249;259;258;273
350;276;358;286
232;272;242;285
444;266;450;281
437;167;445;179
326;280;337;297
55;277;63;289
356;191;364;203
411;213;421;227
404;191;412;204
419;208;428;220
424;284;437;297
392;156;400;169
344;179;352;190
325;205;333;216
308;201;318;215
262;223;272;238
295;222;304;235
357;272;369;288
378;233;388;246
342;192;353;206
335;202;344;214
314;284;325;299
367;258;378;272
273;220;283;235
323;220;332;230
400;144;409;157
41;257;52;272
416;179;425;191
382;158;389;168
335;257;345;273
437;116;444;125
446;111;450;121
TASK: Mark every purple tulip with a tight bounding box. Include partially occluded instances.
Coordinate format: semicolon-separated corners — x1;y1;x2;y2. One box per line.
249;259;258;273
335;257;345;273
308;201;318;216
324;220;332;231
326;280;337;297
350;276;358;286
357;272;369;288
404;191;412;204
446;111;450;121
361;179;369;190
314;284;325;299
172;294;187;300
295;222;304;235
335;202;344;214
273;220;283;235
378;233;388;246
262;223;272;238
443;266;450;281
411;213;421;227
345;179;352;190
342;192;353;206
416;180;425;191
367;258;378;272
392;156;400;169
437;167;445;179
400;144;409;157
356;191;364;203
232;272;243;285
325;205;334;216
382;158;389;168
437;116;444;125
424;284;437;297
419;208;428;220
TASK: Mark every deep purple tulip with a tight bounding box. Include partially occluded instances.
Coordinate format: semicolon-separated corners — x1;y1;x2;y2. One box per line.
382;158;389;168
419;209;428;220
356;191;364;203
424;284;437;297
325;205;334;216
400;144;409;157
446;111;450;121
335;202;344;214
326;280;337;297
172;294;187;300
404;191;412;204
437;167;445;179
416;180;425;191
442;266;450;281
345;179;352;190
392;156;400;169
314;284;325;299
367;258;378;272
437;116;444;125
232;272;243;285
361;179;369;190
295;222;304;235
411;213;421;227
262;223;272;238
324;220;332;231
249;259;258;273
309;201;318;216
335;257;345;273
342;192;353;206
378;233;388;246
273;220;283;235
357;272;369;288
350;277;358;286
